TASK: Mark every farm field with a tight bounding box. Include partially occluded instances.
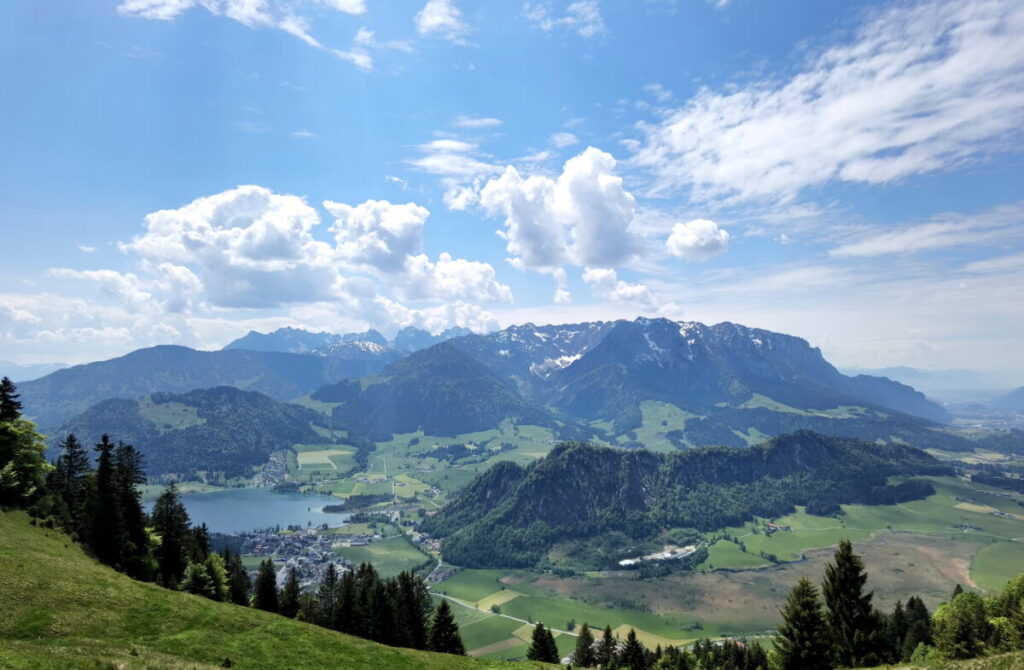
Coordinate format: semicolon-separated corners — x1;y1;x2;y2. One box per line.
334;534;431;577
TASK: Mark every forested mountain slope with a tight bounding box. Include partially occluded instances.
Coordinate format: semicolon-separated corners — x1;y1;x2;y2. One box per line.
320;343;562;440
54;386;327;478
422;432;951;569
17;345;355;429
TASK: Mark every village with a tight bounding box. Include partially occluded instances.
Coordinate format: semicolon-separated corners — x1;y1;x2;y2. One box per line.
239;525;385;590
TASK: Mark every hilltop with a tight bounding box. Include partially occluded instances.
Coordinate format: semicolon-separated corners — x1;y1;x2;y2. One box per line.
0;510;550;670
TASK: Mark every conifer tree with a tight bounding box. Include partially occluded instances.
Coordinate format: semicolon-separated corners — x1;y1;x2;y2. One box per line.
822;540;883;667
337;569;358;634
223;549;252;606
621;628;646;670
395;570;431;650
280;566;301;618
573;622;596;667
51;433;92;536
596;624;617;667
252;558;279;613
113;442;150;579
0;377;22;421
773;577;832;670
152;483;191;587
527;623;560;663
88;434;123;567
427;599;465;655
902;596;933;661
317;563;340;628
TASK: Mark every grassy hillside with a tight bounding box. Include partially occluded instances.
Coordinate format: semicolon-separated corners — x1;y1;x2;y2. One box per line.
0;511;551;670
863;655;1024;670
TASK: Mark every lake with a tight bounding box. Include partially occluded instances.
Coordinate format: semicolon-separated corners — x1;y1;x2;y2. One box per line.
153;488;349;534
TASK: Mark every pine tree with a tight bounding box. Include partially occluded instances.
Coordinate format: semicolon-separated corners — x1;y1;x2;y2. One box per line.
0;377;22;421
952;583;964;601
902;596;933;661
822;540;883;667
527;623;560;663
395;570;431;650
224;549;251;606
151;483;191;587
773;577;832;670
280;566;301;618
573;622;597;667
51;433;92;536
427;599;465;655
113;442;151;579
88;435;123;567
886;600;908;662
337;569;358;634
252;558;279;613
596;624;617;667
621;628;646;670
317;563;340;628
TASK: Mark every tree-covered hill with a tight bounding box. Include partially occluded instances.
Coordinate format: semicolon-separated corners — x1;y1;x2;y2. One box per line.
322;343;563;440
0;511;550;670
17;345;368;430
54;386;327;478
422;432;952;569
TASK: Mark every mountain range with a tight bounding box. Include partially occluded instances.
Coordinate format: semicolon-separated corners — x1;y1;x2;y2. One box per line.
22;317;993;466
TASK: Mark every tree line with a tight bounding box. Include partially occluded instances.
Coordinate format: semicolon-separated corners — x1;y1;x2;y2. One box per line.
534;539;1024;669
0;377;466;658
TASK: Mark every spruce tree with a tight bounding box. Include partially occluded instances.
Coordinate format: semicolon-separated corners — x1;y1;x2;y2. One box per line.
822;540;883;667
620;628;646;670
573;622;596;667
395;570;431;650
773;577;832;670
527;623;560;663
317;563;340;628
52;433;92;536
280;566;301;618
0;377;22;421
88;435;123;567
252;558;279;613
902;597;933;661
427;599;465;655
224;549;252;606
113;442;150;579
205;552;228;602
152;483;191;587
337;569;358;634
596;624;617;667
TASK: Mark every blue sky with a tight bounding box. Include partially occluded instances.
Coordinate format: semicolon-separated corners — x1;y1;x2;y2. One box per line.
0;0;1022;380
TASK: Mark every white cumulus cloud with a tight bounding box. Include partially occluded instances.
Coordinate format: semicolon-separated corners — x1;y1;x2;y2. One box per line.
666;219;730;261
479;147;641;273
582;267;653;307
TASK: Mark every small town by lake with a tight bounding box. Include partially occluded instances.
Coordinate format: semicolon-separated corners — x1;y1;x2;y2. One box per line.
152;488;349;534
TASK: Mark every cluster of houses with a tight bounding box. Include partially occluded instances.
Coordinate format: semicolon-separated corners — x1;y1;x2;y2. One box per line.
238;527;371;590
764;522;792;536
